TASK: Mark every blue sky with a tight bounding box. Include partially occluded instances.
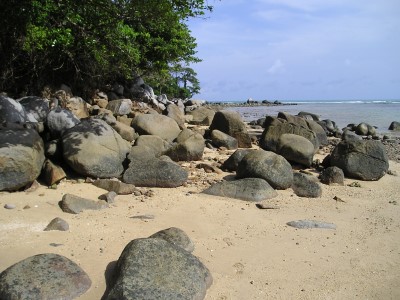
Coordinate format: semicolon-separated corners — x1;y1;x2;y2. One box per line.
188;0;400;101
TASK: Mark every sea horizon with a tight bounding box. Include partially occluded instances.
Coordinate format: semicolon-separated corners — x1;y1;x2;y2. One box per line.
205;98;400;105
221;99;400;137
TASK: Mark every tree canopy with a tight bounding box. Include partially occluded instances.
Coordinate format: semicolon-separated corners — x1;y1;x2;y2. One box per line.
0;0;213;98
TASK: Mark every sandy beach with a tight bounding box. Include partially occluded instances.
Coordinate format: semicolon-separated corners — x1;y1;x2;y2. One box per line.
1;144;399;300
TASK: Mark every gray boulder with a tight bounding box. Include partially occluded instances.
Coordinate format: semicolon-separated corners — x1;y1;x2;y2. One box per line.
165;104;186;129
279;113;328;145
305;119;328;146
46;107;81;138
222;149;255;172
330;139;389;180
164;130;205;161
111;121;136;142
134;135;170;157
132;113;181;142
297;111;320;121
62;118;130;178
104;238;212;300
93;179;136;195
0;95;36;123
355;122;368;135
320;166;345;185
44;217;69;231
342;129;362;142
0;128;45;191
276;133;315;167
210;111;247;136
209;111;250;147
59;193;108;214
0;253;91;300
203;178;278;201
292;173;322;198
260;116;319;152
18;96;50;122
186;107;215;125
236;150;293;190
388;121;400;131
127;145;158;166
123;159;188;188
106;99;132;116
149;227;195;252
210;129;238;150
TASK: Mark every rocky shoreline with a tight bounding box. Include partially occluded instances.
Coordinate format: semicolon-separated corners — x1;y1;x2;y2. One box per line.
1;83;400;299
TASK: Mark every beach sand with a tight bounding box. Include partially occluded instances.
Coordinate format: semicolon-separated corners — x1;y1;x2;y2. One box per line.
1;147;400;300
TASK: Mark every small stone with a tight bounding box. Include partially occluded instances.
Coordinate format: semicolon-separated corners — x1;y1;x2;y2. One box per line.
287;220;336;229
4;203;16;209
99;191;117;203
130;214;155;220
333;196;346;203
44;217;69;231
347;181;361;187
255;203;280;210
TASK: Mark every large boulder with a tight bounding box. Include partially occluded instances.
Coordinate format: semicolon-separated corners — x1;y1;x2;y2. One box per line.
0;127;45;191
163;130;205;161
165;104;186;129
62;118;130;178
279;112;327;146
0;254;91;300
236;150;293;189
222;149;255;172
106;99;132;116
186;107;215;125
203;178;278;201
330;139;389;181
0;95;35;123
123;159;188;188
149;227;195;253
260;116;319;152
292;173;322;198
18;96;50;122
46;107;81;138
276;133;315;167
210;111;247;136
389;121;400;131
210;129;238;150
132;113;181;142
209;111;251;147
134;135;170;157
104;238;212;300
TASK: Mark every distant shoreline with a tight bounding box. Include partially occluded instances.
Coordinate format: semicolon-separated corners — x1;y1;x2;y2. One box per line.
206;101;298;109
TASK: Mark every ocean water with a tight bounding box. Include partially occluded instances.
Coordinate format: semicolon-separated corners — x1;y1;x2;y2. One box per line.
224;100;400;136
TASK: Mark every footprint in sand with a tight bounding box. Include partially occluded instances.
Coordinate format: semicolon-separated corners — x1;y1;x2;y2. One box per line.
233;262;244;275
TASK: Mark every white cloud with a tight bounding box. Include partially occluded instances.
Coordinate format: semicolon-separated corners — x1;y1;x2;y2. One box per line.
267;59;284;74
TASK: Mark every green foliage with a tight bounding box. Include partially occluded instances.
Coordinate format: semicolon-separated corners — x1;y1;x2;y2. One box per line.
0;0;213;97
147;63;200;99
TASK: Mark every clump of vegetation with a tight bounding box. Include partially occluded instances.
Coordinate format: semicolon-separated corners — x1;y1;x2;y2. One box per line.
0;0;212;98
